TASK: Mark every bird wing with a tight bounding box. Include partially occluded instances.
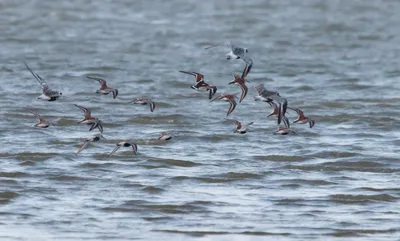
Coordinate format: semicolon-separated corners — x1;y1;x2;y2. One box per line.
108;145;121;157
24;62;49;90
76;141;90;154
74;104;91;118
87;76;107;87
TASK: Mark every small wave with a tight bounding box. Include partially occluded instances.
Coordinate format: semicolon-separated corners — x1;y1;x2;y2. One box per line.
0;191;19;204
329;228;399;237
328;194;398;204
254;155;309;162
148;158;201;167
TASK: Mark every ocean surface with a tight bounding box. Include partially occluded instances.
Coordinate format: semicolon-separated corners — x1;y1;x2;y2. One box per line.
1;0;400;240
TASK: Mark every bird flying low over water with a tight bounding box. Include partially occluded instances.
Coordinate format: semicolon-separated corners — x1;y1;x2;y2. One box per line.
254;84;288;125
74;104;104;133
225;118;253;134
205;41;253;78
24;62;62;101
26;108;52;128
76;133;106;155
274;116;296;135
109;141;138;156
87;76;119;99
128;97;155;112
210;93;239;116
267;101;280;118
288;107;315;128
228;74;248;103
158;132;172;140
179;70;218;99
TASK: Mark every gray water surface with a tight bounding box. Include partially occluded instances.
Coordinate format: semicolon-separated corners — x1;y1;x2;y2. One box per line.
1;0;400;240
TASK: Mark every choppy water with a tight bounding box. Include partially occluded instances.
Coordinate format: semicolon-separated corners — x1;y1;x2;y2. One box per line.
1;0;400;240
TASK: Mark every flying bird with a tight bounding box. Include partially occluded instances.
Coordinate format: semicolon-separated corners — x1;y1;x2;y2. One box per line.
26;109;52;128
210;93;239;116
87;76;118;99
74;104;104;133
128;97;155;112
109;141;138;156
225;118;253;134
24;62;62;101
76;133;106;155
179;70;218;99
288;107;315;128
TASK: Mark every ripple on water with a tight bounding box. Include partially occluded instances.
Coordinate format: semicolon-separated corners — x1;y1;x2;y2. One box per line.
147;158;201;167
0;191;19;204
328;194;398;204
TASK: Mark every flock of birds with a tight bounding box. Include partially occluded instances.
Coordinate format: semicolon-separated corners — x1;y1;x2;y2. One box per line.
24;41;315;156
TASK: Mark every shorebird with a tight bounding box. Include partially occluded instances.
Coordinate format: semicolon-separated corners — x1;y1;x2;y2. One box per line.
288;107;315;128
228;74;248;103
210;93;238;116
158;132;172;140
254;84;288;125
225;118;253;134
74;104;103;133
86;76;118;99
128;98;155;112
26;109;52;128
191;81;218;99
179;70;218;99
205;41;253;78
267;101;280;118
274;116;296;135
109;141;138;156
76;133;106;155
24;62;62;101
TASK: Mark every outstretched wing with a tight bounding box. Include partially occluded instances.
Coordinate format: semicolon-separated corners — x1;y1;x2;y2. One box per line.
76;141;90;155
226;98;237;116
24;62;48;90
87;76;107;87
241;56;253;78
74;104;91;118
131;143;138;155
226;118;242;129
179;70;205;82
108;145;121;157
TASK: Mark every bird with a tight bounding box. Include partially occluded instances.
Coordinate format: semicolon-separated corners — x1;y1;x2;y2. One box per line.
86;76;118;99
178;70;205;83
225;118;253;134
288;107;315;128
191;81;218;100
254;84;288;125
205;41;253;78
128;98;155;112
228;74;248;103
210;93;239;116
24;62;62;101
74;104;104;133
76;133;106;155
26;109;52;128
274;116;296;135
108;141;138;156
179;70;218;99
267;101;280;118
158;132;172;140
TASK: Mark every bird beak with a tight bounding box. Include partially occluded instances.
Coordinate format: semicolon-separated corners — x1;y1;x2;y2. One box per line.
228;81;235;85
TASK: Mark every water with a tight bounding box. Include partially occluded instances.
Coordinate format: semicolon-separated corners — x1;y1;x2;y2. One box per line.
1;0;400;240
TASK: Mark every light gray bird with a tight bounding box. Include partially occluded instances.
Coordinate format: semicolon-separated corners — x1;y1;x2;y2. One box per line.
205;41;253;78
24;62;62;101
254;84;288;125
